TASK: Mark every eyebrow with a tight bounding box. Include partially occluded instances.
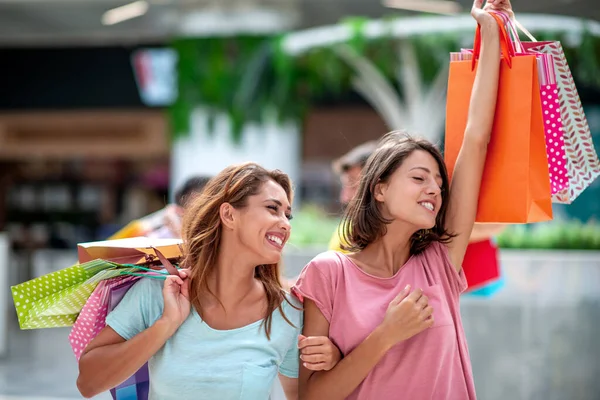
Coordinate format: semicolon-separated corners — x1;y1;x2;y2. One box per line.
409;166;442;179
264;198;292;211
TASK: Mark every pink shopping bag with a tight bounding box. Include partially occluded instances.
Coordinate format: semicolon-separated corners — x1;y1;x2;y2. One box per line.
69;275;139;360
496;12;600;203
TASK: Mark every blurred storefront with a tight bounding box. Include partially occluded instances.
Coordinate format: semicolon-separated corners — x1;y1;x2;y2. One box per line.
0;47;170;271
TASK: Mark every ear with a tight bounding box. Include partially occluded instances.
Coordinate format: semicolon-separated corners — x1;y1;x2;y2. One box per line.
219;202;236;230
373;181;387;202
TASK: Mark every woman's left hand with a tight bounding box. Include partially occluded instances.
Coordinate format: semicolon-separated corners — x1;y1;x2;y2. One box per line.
298;335;342;371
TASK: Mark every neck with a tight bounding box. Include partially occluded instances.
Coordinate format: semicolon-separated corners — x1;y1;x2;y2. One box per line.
362;221;416;276
206;235;259;308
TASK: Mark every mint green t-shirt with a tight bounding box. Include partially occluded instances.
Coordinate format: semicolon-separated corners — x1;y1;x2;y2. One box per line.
106;278;302;400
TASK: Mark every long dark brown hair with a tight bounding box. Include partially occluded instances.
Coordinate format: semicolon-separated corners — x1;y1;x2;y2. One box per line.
341;131;455;255
181;162;295;338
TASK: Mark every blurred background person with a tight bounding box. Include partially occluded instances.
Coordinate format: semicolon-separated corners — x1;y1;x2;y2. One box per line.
110;175;212;240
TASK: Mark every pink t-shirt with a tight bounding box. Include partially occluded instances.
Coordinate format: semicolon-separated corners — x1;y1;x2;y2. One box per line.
292;241;476;399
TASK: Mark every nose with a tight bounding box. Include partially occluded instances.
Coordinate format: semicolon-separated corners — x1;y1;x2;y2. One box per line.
280;215;291;232
426;180;441;196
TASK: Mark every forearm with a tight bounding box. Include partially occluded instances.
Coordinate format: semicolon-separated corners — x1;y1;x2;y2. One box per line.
465;21;501;144
77;319;174;398
300;327;390;400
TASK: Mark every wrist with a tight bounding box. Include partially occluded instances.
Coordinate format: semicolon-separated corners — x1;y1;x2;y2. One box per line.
479;19;500;37
370;325;394;354
155;317;179;338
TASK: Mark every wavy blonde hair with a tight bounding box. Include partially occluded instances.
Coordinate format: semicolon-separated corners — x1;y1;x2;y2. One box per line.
181;162;294;338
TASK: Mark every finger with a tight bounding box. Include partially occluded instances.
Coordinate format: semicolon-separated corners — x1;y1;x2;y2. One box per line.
404;288;424;304
421;305;434;320
301;345;327;356
297;334;307;347
298;336;327;349
390;284;411;305
472;0;483;10
178;269;189;279
416;294;429;309
180;279;191;299
300;354;326;364
424;315;435;328
164;276;184;288
303;362;328;371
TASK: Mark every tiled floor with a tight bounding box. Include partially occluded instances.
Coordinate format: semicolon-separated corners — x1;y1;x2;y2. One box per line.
0;319;110;399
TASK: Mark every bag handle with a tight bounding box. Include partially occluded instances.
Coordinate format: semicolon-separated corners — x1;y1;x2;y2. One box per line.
513;17;538;42
490;10;538;48
471;11;514;71
152;247;181;276
491;11;523;53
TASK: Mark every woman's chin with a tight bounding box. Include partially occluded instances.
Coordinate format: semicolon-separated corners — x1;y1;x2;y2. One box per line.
259;250;283;265
414;219;436;231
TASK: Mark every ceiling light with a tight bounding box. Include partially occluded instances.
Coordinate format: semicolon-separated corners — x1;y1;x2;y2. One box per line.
383;0;462;15
102;0;149;26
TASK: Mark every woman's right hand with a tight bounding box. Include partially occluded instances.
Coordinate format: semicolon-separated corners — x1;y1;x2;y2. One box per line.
483;0;513;18
378;285;434;348
160;269;191;333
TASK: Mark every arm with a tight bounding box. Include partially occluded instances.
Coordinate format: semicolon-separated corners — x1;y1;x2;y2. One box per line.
446;2;502;270
298;300;392;400
77;273;190;398
77;320;175;398
279;374;299;400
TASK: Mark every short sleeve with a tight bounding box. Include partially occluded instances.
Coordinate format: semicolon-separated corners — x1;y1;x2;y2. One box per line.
279;337;300;378
291;252;339;323
278;296;303;378
432;242;468;297
105;278;164;340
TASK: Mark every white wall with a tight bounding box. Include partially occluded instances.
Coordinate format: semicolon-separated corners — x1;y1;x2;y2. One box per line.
171;108;301;199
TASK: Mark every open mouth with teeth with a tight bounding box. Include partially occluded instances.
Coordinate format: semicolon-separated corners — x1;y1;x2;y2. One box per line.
266;234;284;249
419;201;435;212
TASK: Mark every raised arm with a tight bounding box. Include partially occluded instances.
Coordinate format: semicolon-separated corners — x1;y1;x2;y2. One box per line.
446;0;505;270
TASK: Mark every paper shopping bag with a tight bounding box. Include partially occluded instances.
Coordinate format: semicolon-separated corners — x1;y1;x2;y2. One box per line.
107;279;151;400
69;275;141;360
445;14;553;223
11;263;98;329
462;239;501;292
518;43;600;203
489;11;594;200
454;50;568;197
69;275;152;399
78;237;183;265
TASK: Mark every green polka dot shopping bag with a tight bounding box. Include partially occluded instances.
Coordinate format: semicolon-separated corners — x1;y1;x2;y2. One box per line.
11;237;183;329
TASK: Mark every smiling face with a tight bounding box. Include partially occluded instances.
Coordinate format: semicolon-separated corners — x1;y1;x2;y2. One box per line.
375;150;443;230
226;179;292;265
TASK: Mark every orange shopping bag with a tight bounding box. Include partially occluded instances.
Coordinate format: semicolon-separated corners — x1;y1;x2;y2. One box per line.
445;13;553;223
